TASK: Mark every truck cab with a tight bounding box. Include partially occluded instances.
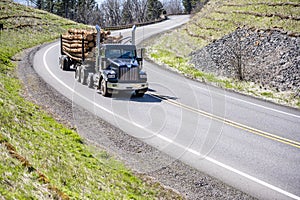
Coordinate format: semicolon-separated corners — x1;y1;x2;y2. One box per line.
95;44;148;97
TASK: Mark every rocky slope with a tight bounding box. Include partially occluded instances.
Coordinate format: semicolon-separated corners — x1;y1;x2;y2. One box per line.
190;27;300;97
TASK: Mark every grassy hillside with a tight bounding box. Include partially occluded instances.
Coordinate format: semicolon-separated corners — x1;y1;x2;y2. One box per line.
147;0;300;108
0;1;182;199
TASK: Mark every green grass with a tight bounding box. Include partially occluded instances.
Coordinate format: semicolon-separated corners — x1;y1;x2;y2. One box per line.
148;47;235;88
260;92;274;98
0;1;182;199
146;0;300;108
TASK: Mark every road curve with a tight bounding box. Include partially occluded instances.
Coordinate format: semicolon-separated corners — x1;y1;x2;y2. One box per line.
33;15;300;199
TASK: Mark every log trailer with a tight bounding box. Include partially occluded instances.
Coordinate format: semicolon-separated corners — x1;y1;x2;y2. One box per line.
59;25;148;97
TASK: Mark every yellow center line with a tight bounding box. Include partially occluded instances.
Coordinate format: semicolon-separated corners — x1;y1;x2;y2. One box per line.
149;93;300;149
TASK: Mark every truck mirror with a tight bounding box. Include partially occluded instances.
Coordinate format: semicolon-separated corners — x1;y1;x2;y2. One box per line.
139;48;145;58
140;48;145;69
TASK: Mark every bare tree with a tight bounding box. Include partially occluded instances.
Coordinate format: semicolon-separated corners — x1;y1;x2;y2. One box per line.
161;0;183;15
101;0;122;26
231;28;244;80
133;0;148;23
99;0;148;26
122;0;134;24
75;0;97;24
88;5;105;26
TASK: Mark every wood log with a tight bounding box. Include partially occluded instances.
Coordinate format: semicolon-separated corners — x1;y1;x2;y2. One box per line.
88;41;95;48
68;28;84;35
62;34;83;40
86;34;94;42
106;34;123;43
63;51;82;62
68;28;95;35
85;52;95;58
67;28;110;37
70;52;89;58
62;42;87;49
63;32;110;42
61;28;115;59
62;39;88;44
62;46;87;53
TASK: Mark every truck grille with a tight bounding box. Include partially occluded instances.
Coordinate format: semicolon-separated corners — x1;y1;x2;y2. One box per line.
119;66;139;81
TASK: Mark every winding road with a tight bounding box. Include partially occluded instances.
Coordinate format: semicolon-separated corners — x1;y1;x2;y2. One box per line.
33;15;300;199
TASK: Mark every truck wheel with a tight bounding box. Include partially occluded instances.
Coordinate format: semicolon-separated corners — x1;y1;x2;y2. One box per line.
87;73;94;88
80;69;87;85
100;79;111;97
135;90;145;97
62;57;70;71
75;67;81;82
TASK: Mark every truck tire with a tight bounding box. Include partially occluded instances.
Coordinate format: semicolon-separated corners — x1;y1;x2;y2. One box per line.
100;79;111;97
75;67;81;82
62;57;70;71
87;73;94;88
80;69;87;85
135;90;145;97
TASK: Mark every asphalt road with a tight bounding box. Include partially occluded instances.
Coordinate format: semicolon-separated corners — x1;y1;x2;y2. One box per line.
33;15;300;199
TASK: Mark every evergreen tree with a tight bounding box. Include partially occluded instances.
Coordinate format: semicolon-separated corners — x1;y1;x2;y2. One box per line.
147;0;164;21
182;0;208;14
182;0;195;14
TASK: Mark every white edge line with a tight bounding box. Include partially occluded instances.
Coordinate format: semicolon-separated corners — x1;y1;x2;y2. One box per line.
43;43;300;200
145;61;300;119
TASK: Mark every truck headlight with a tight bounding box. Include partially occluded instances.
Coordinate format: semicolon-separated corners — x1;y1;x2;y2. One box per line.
139;74;147;79
107;74;116;79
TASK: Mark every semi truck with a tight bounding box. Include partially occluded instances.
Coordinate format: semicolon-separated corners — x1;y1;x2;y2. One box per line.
59;25;148;97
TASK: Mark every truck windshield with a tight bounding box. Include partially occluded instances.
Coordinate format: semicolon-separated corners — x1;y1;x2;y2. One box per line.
106;49;136;59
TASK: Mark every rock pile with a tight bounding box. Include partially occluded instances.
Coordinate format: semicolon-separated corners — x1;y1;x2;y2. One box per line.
190;28;300;96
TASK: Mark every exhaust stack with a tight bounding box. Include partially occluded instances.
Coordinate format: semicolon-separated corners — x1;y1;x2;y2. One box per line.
132;25;136;45
95;25;101;68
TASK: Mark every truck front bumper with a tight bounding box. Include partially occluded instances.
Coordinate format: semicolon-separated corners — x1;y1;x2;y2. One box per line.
107;82;148;92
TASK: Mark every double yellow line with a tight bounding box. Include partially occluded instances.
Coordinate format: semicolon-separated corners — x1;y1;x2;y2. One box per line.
149;93;300;149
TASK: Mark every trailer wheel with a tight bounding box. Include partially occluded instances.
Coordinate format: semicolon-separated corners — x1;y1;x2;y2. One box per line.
75;67;81;82
80;69;87;85
62;57;70;71
87;73;94;88
100;79;111;97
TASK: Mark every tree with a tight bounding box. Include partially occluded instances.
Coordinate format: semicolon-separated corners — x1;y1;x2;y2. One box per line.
36;0;42;9
147;0;164;21
133;0;148;23
182;0;193;14
75;0;97;24
101;0;122;26
182;0;208;14
28;0;174;26
122;0;134;24
162;0;183;15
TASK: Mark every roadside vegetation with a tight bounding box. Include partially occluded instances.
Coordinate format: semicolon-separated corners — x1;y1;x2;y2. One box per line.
0;1;182;199
147;0;300;108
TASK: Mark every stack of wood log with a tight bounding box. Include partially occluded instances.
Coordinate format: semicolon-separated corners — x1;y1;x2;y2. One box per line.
61;28;123;61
